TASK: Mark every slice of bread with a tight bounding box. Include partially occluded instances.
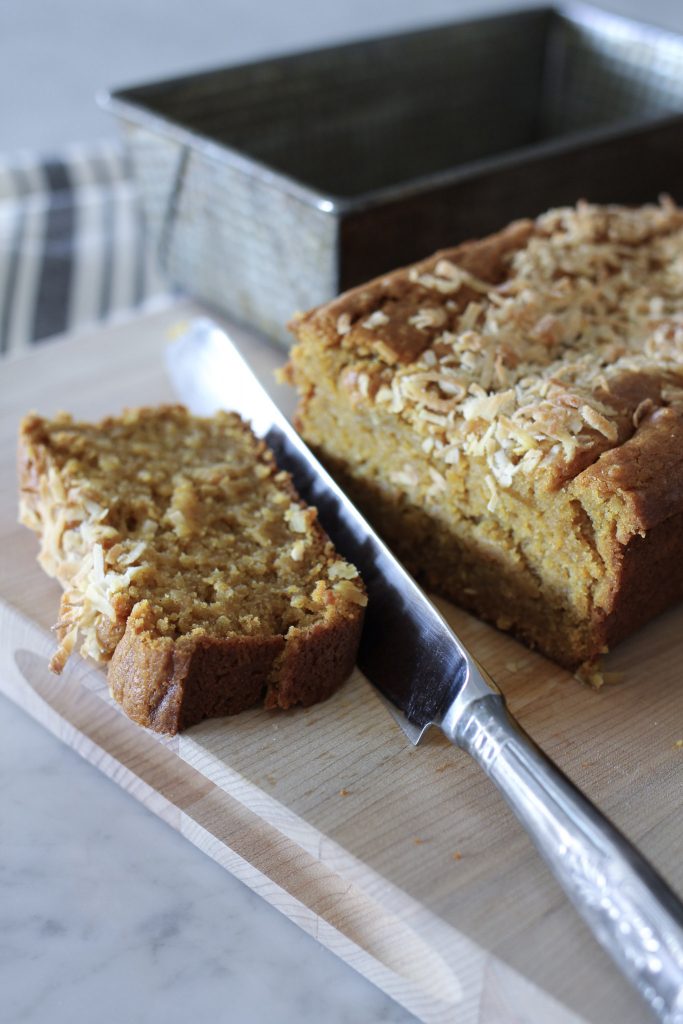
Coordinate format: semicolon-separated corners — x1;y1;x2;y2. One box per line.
19;405;365;733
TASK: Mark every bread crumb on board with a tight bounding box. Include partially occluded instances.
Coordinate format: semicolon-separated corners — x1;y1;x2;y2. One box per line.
575;661;624;690
504;657;529;673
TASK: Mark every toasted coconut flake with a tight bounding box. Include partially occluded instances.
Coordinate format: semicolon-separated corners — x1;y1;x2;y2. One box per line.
489;449;518;488
460;301;483;330
530;313;562;347
633;398;656;427
409;307;448;330
485;474;499;513
400;372;461;412
328;561;358;580
462;389;516;423
519;448;544;473
416;409;449;427
580;404;618;441
285;505;313;533
291;540;306;562
413;272;462;295
428;467;447;492
336;312;352;335
390;463;420;487
362;310;390;330
438;443;461;465
332;579;368;606
374;340;400;365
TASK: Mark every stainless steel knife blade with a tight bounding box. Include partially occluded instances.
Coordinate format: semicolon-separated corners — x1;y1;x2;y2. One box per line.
165;317;492;738
166;319;683;1023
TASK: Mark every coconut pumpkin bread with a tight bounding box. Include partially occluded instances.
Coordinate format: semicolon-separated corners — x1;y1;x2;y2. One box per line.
287;200;683;673
18;406;366;733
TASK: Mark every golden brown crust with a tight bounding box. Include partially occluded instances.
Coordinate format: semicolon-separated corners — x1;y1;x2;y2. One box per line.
265;609;363;711
292;219;533;367
107;597;364;734
572;405;683;540
593;506;683;651
108;626;286;732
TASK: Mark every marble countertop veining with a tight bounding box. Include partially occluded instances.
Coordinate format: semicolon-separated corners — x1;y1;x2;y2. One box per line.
0;692;417;1024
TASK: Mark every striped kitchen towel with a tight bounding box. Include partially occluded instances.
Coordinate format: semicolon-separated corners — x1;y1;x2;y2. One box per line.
0;141;169;356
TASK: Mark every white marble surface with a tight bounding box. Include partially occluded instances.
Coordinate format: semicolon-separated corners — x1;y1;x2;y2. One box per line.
0;692;418;1024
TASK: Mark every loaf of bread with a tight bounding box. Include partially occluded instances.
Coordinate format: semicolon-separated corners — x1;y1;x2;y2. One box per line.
287;200;683;674
19;406;366;732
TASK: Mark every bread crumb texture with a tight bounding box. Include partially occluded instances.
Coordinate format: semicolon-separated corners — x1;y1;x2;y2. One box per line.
19;405;365;733
288;200;683;670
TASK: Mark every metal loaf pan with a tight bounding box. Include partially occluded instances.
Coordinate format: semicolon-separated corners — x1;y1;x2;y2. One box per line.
102;2;683;346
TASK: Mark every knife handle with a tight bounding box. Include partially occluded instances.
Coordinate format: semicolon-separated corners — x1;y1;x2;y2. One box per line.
445;693;683;1023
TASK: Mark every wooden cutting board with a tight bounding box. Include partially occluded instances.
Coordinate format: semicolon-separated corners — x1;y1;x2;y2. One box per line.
2;304;682;1024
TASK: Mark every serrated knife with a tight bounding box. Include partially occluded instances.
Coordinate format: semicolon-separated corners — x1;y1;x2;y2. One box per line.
166;318;683;1023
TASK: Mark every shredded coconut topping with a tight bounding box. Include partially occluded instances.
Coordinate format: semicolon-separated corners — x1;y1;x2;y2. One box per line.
337;200;683;482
